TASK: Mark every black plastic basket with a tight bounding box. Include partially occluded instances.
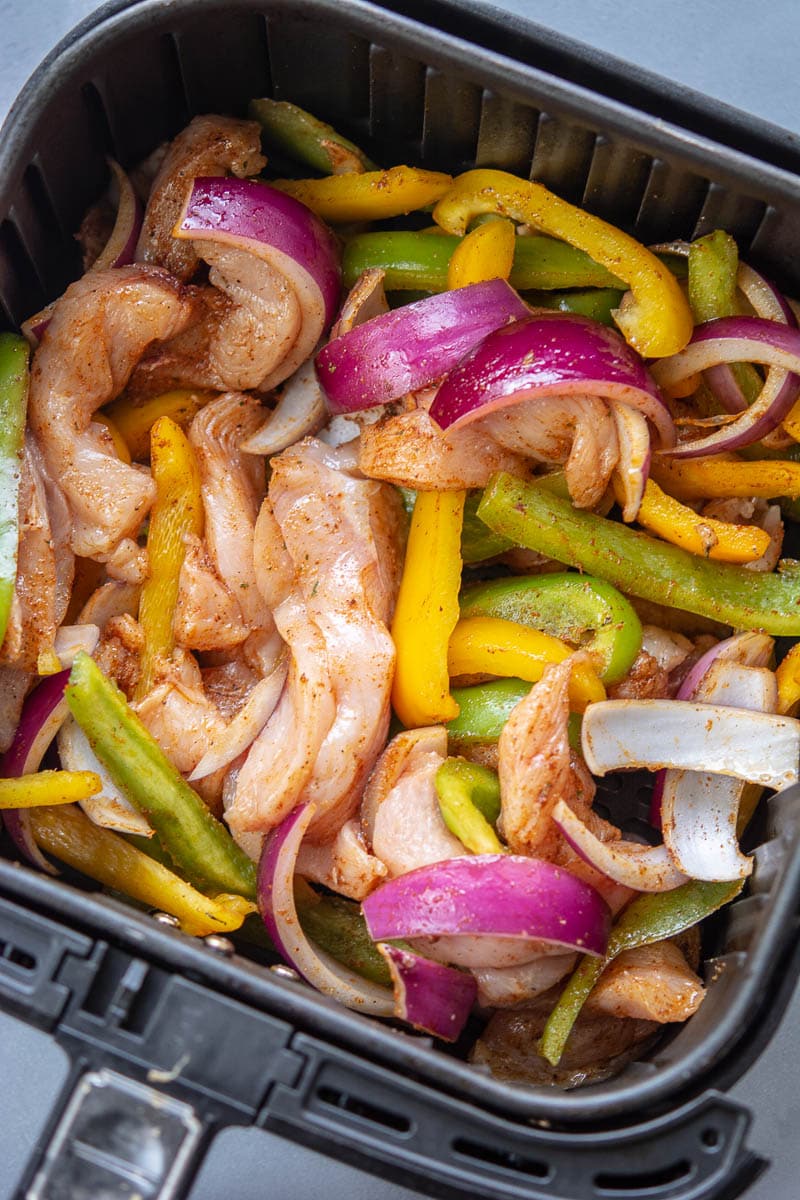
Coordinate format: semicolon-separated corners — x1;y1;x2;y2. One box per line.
1;2;800;1197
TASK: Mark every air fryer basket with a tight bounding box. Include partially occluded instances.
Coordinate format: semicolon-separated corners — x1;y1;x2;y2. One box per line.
2;2;800;1198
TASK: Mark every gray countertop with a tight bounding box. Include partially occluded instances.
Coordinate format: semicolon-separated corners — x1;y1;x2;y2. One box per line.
0;2;798;1198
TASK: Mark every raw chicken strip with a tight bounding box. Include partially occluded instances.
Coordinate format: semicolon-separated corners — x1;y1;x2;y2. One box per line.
228;438;404;844
136;115;265;280
295;819;387;901
585;941;705;1023
28;265;192;561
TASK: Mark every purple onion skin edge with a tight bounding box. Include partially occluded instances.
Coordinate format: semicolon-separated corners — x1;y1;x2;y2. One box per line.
379;944;477;1042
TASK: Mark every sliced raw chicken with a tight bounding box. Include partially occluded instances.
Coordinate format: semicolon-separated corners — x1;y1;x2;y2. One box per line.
585;941;705;1023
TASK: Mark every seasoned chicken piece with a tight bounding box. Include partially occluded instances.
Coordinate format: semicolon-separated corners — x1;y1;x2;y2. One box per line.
228;438;404;844
28;265;192;562
608;650;670;700
481;395;619;509
1;435;65;670
295;819;387;901
93;613;144;698
585;941;705;1023
175;394;278;661
0;667;32;754
136;115;265;280
370;742;464;878
359;408;527;490
472;954;578;1009
135;677;227;776
125;246;302;398
497;659;580;861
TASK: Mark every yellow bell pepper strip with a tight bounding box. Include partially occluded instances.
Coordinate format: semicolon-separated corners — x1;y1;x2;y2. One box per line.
0;770;101;808
688;230;762;407
0;333;30;649
624;477;772;564
447;616;605;712
651;454;800;500
391;489;465;727
29;805;255;937
434;757;504;854
782;396;800;442
539;878;743;1065
447;218;515;289
103;388;215;462
135;417;204;700
66;652;257;899
433;169;694;357
477;472;800;636
459;572;642;685
342;230;625;293
249;98;377;175
272;166;453;223
446;678;583;747
777;644;800;715
36;648;64;676
93;412;132;465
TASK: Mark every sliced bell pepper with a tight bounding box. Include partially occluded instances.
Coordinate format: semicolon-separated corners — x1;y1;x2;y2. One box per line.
67;652;257;898
447;615;605;711
688;230;761;407
249;98;377;175
447;218;515;289
539;878;742;1065
0;769;101;808
0;333;30;649
94;412;133;464
29;805;255;937
782;397;800;443
342;231;626;294
103;388;215;462
272;167;453;222
777;644;800;715
628;477;771;564
527;287;624;327
446;678;583;749
478;472;800;635
391;490;465;728
460;572;641;686
461;490;514;562
434;757;504;854
433;169;693;357
295;881;392;985
651;454;800;500
135;416;204;699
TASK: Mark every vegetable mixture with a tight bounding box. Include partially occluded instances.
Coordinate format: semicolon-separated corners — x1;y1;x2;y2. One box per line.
2;98;800;1088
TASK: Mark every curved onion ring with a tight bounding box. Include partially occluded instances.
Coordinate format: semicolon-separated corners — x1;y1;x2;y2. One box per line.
654;316;800;456
93;159;144;272
610;400;651;521
362;855;611;957
176;176;341;391
258;803;394;1015
316;279;529;415
429;312;675;447
552;799;687;892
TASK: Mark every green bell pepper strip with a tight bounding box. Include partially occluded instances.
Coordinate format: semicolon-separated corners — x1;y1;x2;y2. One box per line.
250;98;377;175
447;678;582;750
0;333;30;648
478;472;800;636
459;573;642;686
435;757;503;854
539;878;743;1065
525;287;624;327
294;881;392;986
342;231;626;294
66;652;257;899
688;230;761;406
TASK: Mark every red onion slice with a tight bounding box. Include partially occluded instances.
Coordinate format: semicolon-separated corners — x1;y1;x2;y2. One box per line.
377;944;476;1041
1;671;71;873
429;312;675;447
315;279;529;415
258;803;394;1015
661;659;778;881
176;177;341;390
610;400;651;521
582;698;799;791
361;856;611;957
654;317;800;456
552;799;687;892
93;159;144;272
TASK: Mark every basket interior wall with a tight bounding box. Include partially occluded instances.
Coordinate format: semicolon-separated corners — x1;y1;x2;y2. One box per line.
1;0;800;1126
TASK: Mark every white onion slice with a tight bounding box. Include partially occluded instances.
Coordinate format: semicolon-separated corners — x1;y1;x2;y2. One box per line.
57;717;153;837
552;799;687;892
582;698;799;791
189;659;288;780
610;400;651;521
241;360;327;456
